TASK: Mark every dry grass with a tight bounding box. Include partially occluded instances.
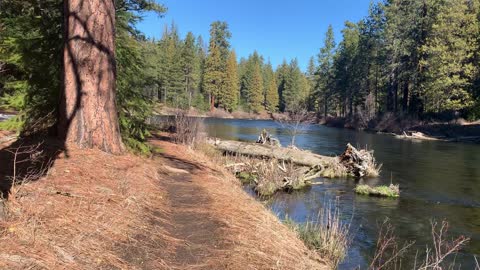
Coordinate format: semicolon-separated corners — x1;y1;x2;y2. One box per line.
218;152;314;196
171;141;330;269
0;134;330;269
285;200;351;268
171;111;206;147
0;144;171;269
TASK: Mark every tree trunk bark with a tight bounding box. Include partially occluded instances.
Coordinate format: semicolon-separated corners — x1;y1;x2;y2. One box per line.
210;94;215;112
402;80;409;112
60;0;124;154
324;92;328;119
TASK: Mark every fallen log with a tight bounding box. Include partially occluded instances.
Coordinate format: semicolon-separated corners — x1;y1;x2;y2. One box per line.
210;138;380;179
213;138;381;196
210;139;336;167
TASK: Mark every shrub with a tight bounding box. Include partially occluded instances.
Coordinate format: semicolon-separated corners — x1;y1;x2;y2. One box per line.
172;112;205;147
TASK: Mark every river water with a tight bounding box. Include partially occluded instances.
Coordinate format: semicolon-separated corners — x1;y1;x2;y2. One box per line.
204;118;480;269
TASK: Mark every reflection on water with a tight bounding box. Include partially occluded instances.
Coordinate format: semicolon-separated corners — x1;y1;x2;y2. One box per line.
205;118;480;269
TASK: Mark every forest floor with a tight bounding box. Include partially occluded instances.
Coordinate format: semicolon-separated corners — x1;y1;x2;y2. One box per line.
0;132;328;269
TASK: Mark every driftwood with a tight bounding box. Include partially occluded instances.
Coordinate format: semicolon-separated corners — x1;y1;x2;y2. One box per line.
256;129;281;147
211;138;380;179
211;139;336;167
214;137;381;196
339;143;379;178
395;131;440;141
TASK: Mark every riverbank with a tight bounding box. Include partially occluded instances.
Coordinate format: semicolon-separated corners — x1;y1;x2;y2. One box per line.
155;105;278;120
0;133;328;269
155;105;480;143
323;115;480;143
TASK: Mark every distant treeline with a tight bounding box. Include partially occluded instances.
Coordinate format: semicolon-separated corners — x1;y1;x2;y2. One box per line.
1;0;480;149
141;21;309;114
324;0;480;121
140;0;480;121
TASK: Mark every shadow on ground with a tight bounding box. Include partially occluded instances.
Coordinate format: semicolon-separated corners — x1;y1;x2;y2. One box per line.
0;135;64;198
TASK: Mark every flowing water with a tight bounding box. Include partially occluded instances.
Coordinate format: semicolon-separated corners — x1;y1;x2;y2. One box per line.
204;118;480;269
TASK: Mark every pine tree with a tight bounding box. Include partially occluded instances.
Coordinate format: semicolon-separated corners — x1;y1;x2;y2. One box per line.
157;23;184;106
202;21;231;110
249;63;264;113
333;21;360;117
317;25;336;118
276;60;290;112
284;59;307;111
307;56;317;79
61;0;124;153
357;2;387;116
420;0;479;112
265;75;279;112
240;51;264;111
223;50;239;112
209;21;232;61
203;43;224;111
306;56;318;110
264;62;279;112
181;32;198;108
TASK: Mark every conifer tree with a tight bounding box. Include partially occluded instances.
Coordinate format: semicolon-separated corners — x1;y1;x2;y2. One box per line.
181;32;198;108
158;23;183;106
333;21;360;117
223;50;239;112
203;43;224;111
420;0;479;112
263;63;273;107
248;63;264;113
306;56;318;110
276;60;290;112
265;75;279;112
284;59;306;111
317;25;336;118
241;51;264;111
202;21;231;110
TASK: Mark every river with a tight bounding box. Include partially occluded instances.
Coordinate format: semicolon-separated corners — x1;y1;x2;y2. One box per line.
204;118;480;269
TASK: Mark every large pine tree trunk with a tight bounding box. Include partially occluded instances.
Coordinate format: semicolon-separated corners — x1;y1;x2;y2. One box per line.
60;0;124;154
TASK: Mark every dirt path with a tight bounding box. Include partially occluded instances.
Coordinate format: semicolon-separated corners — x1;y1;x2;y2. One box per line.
0;134;327;269
156;153;230;269
150;140;329;270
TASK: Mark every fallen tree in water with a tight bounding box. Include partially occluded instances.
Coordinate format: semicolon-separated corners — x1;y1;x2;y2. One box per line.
209;137;381;196
211;139;336;167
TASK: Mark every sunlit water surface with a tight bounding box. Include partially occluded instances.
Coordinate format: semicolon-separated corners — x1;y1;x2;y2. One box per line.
204;118;480;269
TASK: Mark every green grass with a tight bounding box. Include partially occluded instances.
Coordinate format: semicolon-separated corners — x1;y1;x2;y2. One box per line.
355;184;400;198
236;171;257;185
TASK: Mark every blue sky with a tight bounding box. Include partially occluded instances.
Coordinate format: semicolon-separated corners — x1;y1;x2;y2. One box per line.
137;0;376;71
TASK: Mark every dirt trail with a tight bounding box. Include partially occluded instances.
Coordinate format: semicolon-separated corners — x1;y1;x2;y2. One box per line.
150;140;329;270
0;134;327;270
156;153;230;269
